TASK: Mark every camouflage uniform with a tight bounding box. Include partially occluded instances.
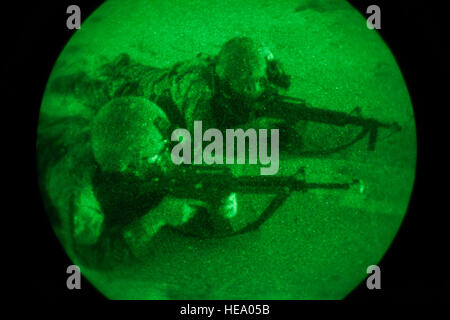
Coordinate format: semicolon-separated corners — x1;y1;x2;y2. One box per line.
92;52;257;131
42;43;290;267
50;49;288;131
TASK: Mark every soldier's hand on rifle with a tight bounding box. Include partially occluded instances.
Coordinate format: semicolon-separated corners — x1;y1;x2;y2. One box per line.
158;195;209;227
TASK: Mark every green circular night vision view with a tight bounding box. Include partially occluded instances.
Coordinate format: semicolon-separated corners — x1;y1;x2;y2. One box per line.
37;0;416;299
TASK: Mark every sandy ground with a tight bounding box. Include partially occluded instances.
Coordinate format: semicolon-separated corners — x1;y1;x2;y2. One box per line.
39;0;416;299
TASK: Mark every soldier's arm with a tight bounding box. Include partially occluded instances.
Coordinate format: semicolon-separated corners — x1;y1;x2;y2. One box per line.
175;77;217;131
98;53;167;98
72;183;104;246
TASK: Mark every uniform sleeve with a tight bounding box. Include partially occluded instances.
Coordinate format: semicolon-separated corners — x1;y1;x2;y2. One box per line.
98;53;167;99
171;75;216;132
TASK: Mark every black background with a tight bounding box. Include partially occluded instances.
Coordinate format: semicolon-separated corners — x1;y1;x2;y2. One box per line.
7;0;446;308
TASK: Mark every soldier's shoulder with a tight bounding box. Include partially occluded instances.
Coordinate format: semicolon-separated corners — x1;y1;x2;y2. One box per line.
173;53;214;79
171;53;215;96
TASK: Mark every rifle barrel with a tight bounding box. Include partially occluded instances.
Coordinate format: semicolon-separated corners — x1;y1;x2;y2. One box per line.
166;168;356;196
233;175;354;194
264;94;401;151
273;96;396;129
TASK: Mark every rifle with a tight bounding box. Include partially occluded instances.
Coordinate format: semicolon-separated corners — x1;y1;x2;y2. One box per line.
155;165;360;238
259;93;401;154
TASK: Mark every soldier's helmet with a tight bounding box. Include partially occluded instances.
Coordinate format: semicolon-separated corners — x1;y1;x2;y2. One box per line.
91;97;170;176
215;37;270;100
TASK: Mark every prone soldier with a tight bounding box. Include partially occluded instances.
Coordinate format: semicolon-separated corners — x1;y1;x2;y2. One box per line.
39;37;292;268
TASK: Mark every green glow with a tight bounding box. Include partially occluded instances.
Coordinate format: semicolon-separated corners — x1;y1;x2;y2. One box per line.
37;0;416;299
